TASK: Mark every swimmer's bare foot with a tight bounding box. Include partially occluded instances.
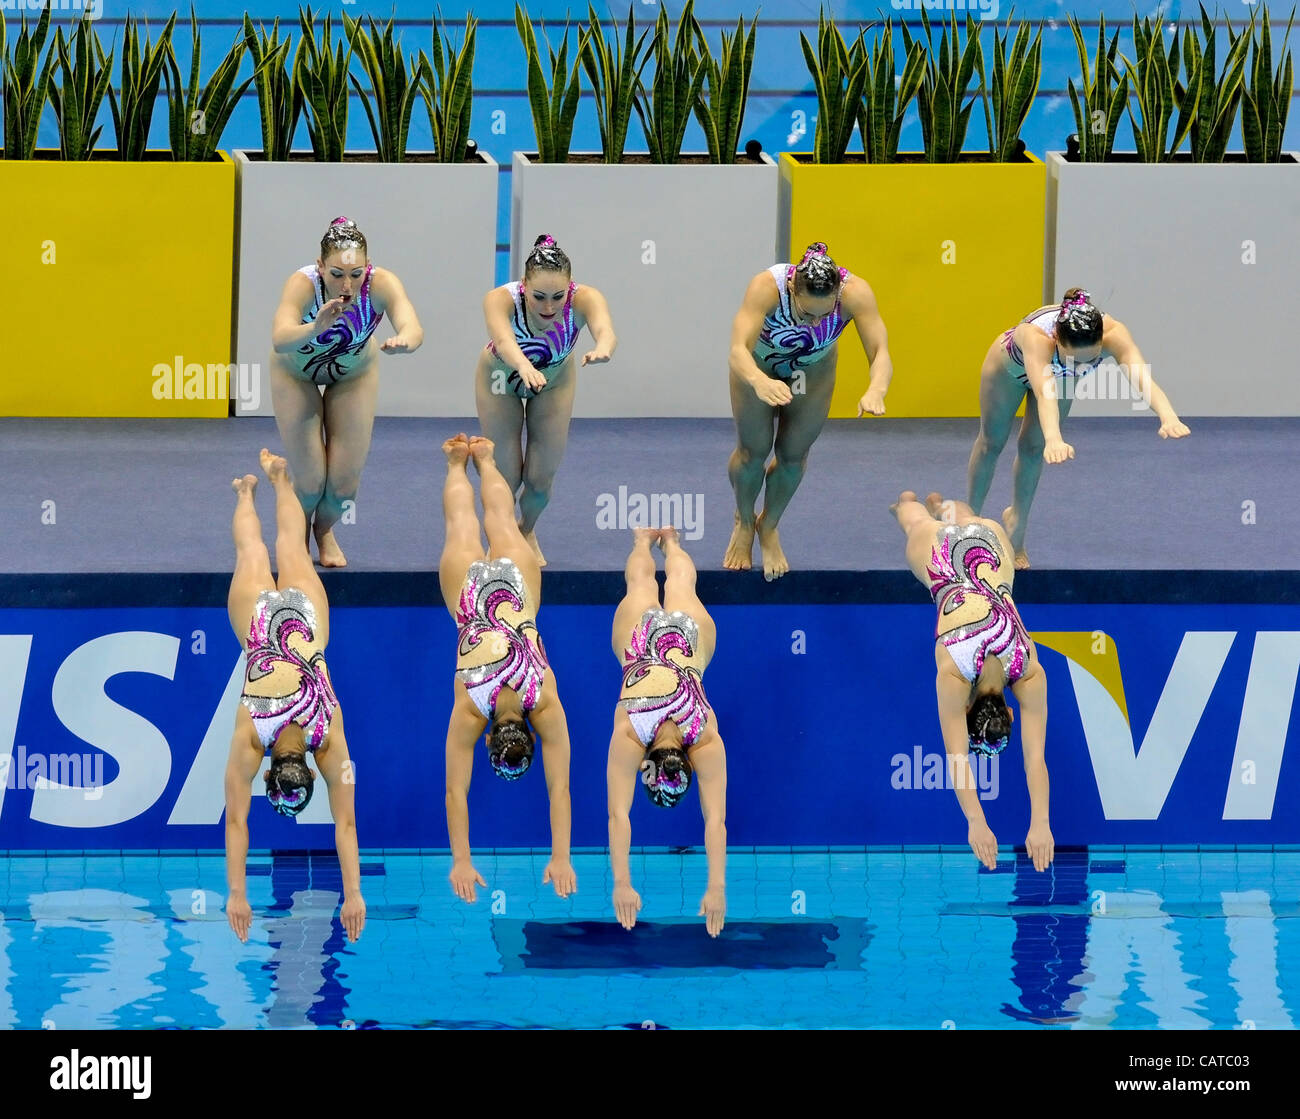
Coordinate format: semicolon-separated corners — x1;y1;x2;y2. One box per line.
259;448;288;484
1002;506;1030;570
723;514;755;571
442;435;470;466
522;525;546;567
232;474;258;497
315;526;347;568
925;491;945;516
468;436;495;470
633;526;658;547
656;525;680;553
755;513;789;581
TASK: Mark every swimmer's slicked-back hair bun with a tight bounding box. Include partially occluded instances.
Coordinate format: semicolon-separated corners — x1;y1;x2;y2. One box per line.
524;233;572;281
487;718;535;781
966;693;1011;757
321;217;368;263
267;751;316;817
640;744;694;808
1056;286;1102;348
793;241;841;297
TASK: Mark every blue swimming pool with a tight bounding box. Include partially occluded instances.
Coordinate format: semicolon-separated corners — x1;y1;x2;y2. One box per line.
1;850;1295;1029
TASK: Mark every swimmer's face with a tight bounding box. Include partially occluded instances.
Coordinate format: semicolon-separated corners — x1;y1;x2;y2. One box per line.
1058;342;1103;374
524;268;570;322
320;249;368;301
788;281;837;326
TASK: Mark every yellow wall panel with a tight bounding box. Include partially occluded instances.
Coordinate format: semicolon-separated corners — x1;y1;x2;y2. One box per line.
780;153;1046;418
5;152;235;418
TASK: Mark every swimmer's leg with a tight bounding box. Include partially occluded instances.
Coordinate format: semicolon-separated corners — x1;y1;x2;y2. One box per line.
968;351;1025;515
315;361;381;568
439;434;485;615
228;474;274;641
471;436;542;604
269;357;327;539
660;528;716;661
612;529;661;657
263;448;331;644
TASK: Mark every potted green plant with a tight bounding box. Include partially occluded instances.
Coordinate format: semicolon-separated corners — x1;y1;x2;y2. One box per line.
511;1;773;418
232;8;497;420
781;9;1046;420
3;8;236;420
1047;4;1298;419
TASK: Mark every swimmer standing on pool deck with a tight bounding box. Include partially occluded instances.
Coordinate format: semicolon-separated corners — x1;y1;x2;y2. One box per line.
224;449;366;943
269;217;424;568
891;489;1054;872
439;433;577;902
608;527;727;936
725;242;894;580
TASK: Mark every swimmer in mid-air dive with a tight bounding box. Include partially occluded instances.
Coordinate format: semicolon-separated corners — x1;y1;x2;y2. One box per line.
608;527;727;936
439;433;576;903
891;490;1054;873
224;450;366;943
967;287;1189;568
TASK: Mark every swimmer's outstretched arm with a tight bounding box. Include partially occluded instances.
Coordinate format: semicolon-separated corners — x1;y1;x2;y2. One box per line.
694;737;728;938
1105;321;1189;439
1011;668;1054;872
316;713;366;941
937;670;999;871
530;696;576;898
446;698;488;902
607;730;642;930
223;730;262;943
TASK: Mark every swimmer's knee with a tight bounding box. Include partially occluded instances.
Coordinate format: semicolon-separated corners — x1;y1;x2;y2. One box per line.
295;483;325;511
974;431;1008;458
1017;429;1046;457
772;448;810;474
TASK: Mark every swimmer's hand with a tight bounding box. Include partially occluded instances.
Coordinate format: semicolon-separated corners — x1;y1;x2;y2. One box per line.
1043;437;1075;465
1025;822;1055;872
450;859;487;903
613;883;642;930
226;892;253;943
968;821;999;871
518;363;548;393
699;885;726;938
381;335;415;354
753;377;793;407
857;386;886;417
312;297;349;332
340;892;366;941
543;858;577;898
581;345;612;366
1158;415;1190;439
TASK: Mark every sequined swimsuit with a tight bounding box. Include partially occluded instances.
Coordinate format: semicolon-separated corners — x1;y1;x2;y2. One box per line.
455;559;550;719
751;263;851;379
240;588;338;751
618;609;713;748
1001;306;1081;387
296;263;384;385
926;523;1031;686
485;280;580;398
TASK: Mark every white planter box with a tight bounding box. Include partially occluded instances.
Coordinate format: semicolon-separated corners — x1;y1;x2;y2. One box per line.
1046;150;1300;417
510;151;780;417
233;150;498;417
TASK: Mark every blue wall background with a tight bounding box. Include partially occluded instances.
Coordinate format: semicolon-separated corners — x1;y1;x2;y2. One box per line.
1;595;1297;849
18;1;1300;282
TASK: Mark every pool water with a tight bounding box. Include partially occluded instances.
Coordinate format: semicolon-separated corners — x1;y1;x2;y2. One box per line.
1;850;1295;1029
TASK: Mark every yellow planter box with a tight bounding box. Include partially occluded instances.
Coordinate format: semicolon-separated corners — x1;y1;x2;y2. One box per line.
778;152;1046;418
3;151;236;418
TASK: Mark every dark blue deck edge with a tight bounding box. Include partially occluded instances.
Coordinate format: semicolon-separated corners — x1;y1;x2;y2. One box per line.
2;569;1296;608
